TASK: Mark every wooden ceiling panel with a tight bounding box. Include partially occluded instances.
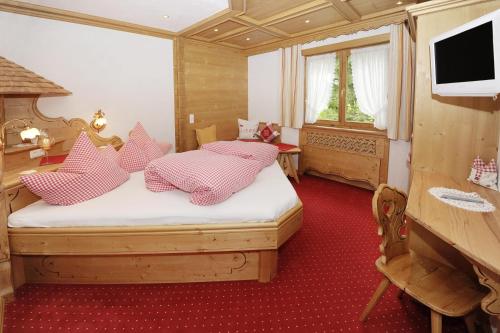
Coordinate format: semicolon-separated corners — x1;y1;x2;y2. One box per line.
178;0;414;54
348;0;407;16
221;29;281;48
244;0;316;21
269;7;346;35
195;20;248;40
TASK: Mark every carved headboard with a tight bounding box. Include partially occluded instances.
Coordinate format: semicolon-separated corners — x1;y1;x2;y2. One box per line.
3;96;123;171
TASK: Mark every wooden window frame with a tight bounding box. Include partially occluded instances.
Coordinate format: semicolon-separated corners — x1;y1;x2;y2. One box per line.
302;34;390;131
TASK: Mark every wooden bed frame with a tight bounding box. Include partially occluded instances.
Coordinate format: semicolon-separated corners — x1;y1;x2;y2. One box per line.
7;199;303;287
1;96;303;290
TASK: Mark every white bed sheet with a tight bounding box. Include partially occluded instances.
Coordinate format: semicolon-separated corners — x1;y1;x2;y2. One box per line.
8;161;299;228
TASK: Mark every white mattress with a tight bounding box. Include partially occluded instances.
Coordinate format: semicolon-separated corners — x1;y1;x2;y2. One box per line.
8;161;299;228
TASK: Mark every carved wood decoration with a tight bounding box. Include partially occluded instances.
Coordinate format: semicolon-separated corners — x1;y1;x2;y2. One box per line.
474;265;500;317
7;203;302;285
3;96;123;171
20;252;261;284
372;184;409;265
299;126;389;190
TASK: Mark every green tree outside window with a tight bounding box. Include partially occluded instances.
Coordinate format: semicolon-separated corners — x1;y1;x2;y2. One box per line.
318;55;374;124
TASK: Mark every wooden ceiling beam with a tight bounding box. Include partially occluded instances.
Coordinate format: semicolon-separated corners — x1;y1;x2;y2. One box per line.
229;0;246;12
0;0;175;39
328;0;361;22
257;0;330;26
243;8;408;55
231;17;290;38
178;8;244;37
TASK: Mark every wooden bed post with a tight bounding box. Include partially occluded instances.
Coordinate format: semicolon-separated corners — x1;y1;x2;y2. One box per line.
258;250;277;282
10;256;25;290
0;96;15;300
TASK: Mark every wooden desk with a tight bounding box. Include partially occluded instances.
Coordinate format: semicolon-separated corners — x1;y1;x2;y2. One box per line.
406;170;500;318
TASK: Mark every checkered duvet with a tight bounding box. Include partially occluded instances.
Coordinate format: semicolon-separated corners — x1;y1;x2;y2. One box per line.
145;149;263;206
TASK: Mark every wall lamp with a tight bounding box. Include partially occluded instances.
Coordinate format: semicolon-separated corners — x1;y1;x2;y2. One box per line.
0;119;40;151
90;110;107;133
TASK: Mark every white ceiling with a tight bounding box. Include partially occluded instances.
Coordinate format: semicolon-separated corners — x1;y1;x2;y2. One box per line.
20;0;229;32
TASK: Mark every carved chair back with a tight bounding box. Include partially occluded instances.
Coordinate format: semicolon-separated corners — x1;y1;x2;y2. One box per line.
372;184;409;265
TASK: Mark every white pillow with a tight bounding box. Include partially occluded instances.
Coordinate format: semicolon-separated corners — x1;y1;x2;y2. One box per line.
238;119;259;139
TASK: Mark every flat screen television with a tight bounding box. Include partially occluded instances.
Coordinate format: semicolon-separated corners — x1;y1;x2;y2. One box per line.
429;9;500;97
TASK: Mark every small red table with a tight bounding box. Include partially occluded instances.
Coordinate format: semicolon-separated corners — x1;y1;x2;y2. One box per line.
275;144;301;184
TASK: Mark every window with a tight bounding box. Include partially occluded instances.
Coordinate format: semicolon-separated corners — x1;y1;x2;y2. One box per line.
304;37;389;130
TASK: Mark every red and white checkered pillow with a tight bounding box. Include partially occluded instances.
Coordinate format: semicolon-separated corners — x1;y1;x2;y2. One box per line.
153;139;173;154
145;150;262;205
201;140;279;168
21;132;129;206
101;145;120;166
119;122;165;172
467;156;498;190
258;123;280;143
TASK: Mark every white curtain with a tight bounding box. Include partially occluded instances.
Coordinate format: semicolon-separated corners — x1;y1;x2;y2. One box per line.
351;44;389;130
387;23;415;141
280;45;304;128
305;53;336;124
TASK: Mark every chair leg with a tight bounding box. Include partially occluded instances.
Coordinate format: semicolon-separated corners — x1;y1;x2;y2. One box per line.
464;311;477;333
359;277;391;322
431;310;442;333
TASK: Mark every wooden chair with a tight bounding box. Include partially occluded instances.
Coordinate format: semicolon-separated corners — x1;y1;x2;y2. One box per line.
360;184;488;333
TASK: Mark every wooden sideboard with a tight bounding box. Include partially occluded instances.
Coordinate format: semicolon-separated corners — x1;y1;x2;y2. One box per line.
299;126;389;190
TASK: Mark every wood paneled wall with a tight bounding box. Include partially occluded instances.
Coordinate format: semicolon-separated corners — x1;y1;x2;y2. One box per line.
175;38;247;152
411;1;500;182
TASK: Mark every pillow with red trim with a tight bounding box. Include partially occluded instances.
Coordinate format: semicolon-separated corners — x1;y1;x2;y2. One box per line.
258;123;280;143
238;119;259;139
119;122;165;172
21;132;129;206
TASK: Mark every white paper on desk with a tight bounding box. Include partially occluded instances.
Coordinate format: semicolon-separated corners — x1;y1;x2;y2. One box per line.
428;187;495;213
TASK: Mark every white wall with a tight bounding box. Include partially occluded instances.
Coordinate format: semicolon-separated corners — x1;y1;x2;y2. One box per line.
248;46;411;192
0;12;175;148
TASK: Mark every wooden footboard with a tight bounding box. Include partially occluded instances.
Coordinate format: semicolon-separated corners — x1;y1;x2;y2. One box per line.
8;202;302;286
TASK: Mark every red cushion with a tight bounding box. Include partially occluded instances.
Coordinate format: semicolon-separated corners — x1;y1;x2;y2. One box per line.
145;150;262;206
258;123;279;143
119;122;165;172
201;140;279;168
274;143;298;152
22;133;129;206
39;154;67;166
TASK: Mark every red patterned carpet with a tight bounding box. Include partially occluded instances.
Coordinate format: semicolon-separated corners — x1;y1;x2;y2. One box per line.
4;175;467;332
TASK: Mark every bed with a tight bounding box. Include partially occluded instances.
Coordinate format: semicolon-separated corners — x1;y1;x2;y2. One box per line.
3;123;302;288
